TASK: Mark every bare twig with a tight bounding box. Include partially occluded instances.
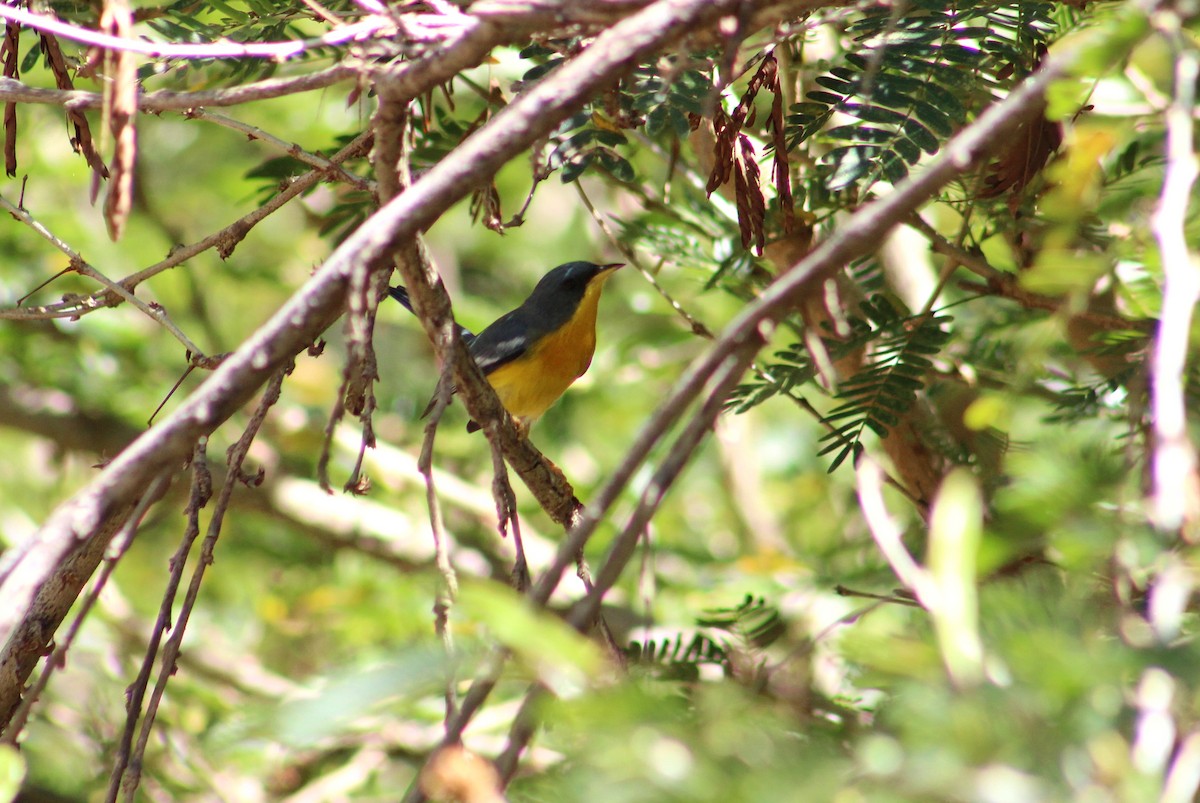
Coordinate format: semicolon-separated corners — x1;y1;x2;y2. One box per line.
106;443;210;803
100;0;137;241
0;64;359;110
1;474;170;746
572;345;761;628
1148;20;1200;535
0;130;374;322
0;6;394;60
908;213;1150;332
1162;730;1200;803
370;87;462;725
183;108;373;192
575;180;714;338
487;433;527;591
855;456;935;601
117;367;288;803
422;370;460;728
0;193;207;356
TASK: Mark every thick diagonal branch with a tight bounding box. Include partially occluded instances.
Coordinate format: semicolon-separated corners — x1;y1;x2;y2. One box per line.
0;0;811;731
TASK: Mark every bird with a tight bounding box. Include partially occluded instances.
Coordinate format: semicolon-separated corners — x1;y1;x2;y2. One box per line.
389;260;624;432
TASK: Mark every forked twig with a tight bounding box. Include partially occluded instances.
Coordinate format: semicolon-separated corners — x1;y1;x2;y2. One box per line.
113;367;289;803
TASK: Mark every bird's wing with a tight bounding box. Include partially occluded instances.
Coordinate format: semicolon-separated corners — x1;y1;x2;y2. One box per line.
468;307;539;375
387;286;477;344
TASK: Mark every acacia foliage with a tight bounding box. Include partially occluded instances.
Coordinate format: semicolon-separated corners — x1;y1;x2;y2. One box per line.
0;1;1198;801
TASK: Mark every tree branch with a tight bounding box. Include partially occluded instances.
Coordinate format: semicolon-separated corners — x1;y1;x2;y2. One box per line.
0;0;810;730
1;130;373;322
1148;17;1200;534
0;65;359;111
425;32;1109;788
0;6;393;60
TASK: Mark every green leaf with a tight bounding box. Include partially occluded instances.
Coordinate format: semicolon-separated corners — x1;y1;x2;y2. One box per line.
927;468;984;686
20;41;41;73
561;152;595;182
597;150;636;182
0;746;25;802
458;581;605;694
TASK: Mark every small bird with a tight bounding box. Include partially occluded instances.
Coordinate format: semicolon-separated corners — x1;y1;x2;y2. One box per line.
390;261;623;432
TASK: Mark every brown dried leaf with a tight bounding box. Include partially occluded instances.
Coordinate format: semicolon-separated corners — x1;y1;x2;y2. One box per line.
766;59;794;235
705;105;735;194
881;409;945;509
706;52;794;254
2;22;18;177
733;160;752;250
979;47;1060;202
978;104;1061;200
3;102;14;177
101;0;137;241
470;182;504;233
732;52;773;126
40;34;110;185
734;134;765;254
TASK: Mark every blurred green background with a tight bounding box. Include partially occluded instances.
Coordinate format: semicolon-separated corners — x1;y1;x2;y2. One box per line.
2;2;1200;801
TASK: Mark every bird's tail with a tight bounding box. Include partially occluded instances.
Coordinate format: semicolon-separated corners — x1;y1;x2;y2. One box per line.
387;286;476;345
387;285;415;313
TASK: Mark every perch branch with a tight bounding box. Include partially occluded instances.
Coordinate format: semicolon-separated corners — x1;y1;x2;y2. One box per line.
425;34;1099;792
0;0;809;732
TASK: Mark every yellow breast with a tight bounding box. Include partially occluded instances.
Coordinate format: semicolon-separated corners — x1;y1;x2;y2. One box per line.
485;274;611;424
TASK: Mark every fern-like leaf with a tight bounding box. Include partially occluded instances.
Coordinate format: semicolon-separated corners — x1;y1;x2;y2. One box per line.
818;306;952;471
726;293;906;414
695;595;787;650
787;1;1056;193
626;633;731;681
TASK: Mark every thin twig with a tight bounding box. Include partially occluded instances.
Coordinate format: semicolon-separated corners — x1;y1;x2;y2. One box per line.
495;337;762;784
105;443;210;803
0;63;360;110
371;79;464;727
575;180;714;338
317;366;351;494
422;369;460;729
117;368;288;802
854;456;934;603
908;213;1149;332
567;342;760;629
1162;730;1200;803
0;130;374;322
0;193;207;356
834;584;920;607
1148;19;1200;534
183;108;373;192
1;474;169;746
0;6;393;60
487;432;528;591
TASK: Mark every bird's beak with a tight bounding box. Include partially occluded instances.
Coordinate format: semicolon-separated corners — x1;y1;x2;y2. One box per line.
600;262;624;272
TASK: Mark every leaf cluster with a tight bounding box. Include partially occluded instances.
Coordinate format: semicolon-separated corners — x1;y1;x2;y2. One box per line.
820;302;952;471
788;0;1057;193
627;595;787;682
728;295;951;471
